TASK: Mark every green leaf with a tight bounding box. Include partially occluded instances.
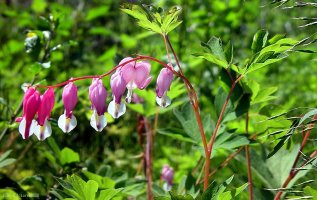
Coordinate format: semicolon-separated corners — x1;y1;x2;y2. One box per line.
199;175;234;200
97;188;123;200
224;41;233;65
157;128;196;144
86;6;110;21
234;183;248;197
0;150;16;168
252;86;277;104
192;52;229;68
161;6;182;33
82;170;115;189
214;131;250;152
65;175;98;200
304;186;317;199
121;4;162;34
235;93;251;117
0;158;16;168
60;147;80;165
205;37;227;61
267;119;299;158
217;191;232;200
0;150;12;163
173;103;201;143
195;36;229;69
0;189;20;200
251;30;269;54
267;144;300;187
214;88;233;117
169;191;194;200
137;20;162;33
298;109;317;125
28;62;42;74
245;37;298;74
31;0;47;13
127;103;145;115
47;137;61;157
121;4;149;21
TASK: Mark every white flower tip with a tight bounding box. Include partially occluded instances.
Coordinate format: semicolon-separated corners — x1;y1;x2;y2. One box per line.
34;120;52;140
18;118;35;139
163;182;172;192
108;100;126;119
58;114;77;133
156;96;171;108
90;112;107;132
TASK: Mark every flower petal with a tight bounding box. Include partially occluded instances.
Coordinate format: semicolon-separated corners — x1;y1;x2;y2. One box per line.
138;76;152;89
90;111;107;132
156;95;171;108
108;100;126;119
18;118;35;139
34;119;52;140
58;113;77;133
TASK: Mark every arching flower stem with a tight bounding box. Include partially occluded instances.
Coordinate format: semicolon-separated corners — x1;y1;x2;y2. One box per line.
163;34;209;190
36;56;185;89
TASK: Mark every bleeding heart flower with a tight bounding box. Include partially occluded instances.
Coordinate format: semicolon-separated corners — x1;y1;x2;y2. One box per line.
156;64;173;107
58;81;78;133
161;164;174;191
34;88;55;140
89;78;107;132
118;57;152;103
18;87;41;139
108;71;127;119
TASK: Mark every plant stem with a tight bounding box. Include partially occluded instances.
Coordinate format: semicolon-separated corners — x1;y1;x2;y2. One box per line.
207;147;244;180
144;118;153;200
245;111;253;200
208;75;243;156
274;114;317;200
245;145;253;199
164;34;210;190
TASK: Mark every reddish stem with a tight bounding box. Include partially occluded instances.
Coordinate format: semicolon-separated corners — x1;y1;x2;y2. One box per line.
208;75;243;154
246;145;253;200
144;117;153;200
203;146;244;182
245;112;254;200
274;114;317;200
164;35;210;190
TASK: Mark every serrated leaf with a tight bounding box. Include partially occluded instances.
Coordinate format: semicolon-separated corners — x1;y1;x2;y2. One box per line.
252;30;269;53
138;20;162;33
192;52;229;68
199;175;234;200
205;37;227;61
252;86;278;104
121;4;149;21
82;170;115;189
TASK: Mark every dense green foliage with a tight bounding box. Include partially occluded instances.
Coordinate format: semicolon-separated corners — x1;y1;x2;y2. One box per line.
0;0;317;199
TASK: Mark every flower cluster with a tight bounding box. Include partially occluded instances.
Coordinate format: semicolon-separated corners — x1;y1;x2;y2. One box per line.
17;57;174;140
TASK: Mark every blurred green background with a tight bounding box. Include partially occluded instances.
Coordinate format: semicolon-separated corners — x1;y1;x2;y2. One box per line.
0;0;317;199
